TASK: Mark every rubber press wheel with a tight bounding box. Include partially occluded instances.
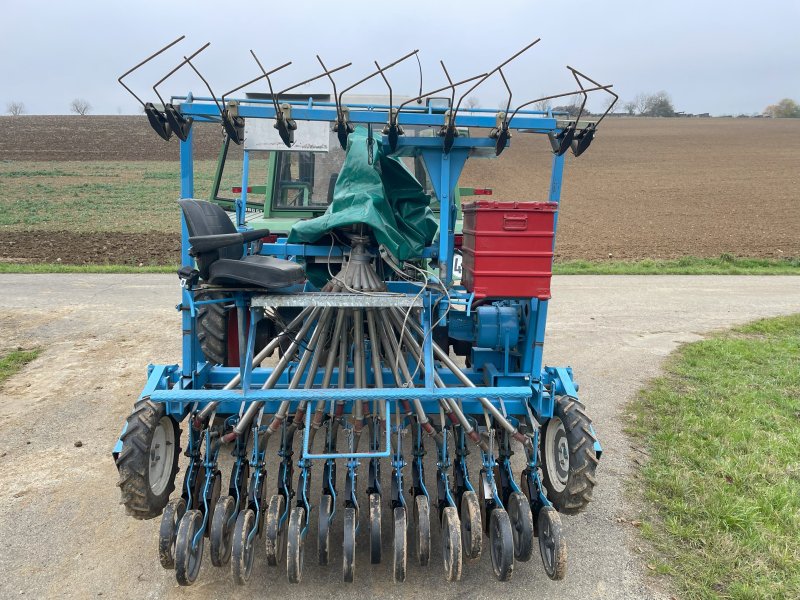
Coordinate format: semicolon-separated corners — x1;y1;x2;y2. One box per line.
393;506;407;583
460;490;482;560
538;506;567;580
540;396;599;515
287;506;306;583
441;506;463;582
116;399;180;519
489;508;515;582
342;506;357;583
175;510;204;586
231;508;256;585
210;495;236;566
413;495;431;566
158;497;186;569
369;493;382;564
318;494;333;566
265;494;287;567
507;492;535;562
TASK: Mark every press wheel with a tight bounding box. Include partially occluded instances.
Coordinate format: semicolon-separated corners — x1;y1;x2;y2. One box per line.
460;490;482;559
318;494;333;566
287;506;306;583
489;508;514;582
441;506;463;582
538;506;567;580
392;506;407;583
210;495;235;566
342;506;356;583
413;495;431;566
158;497;186;569
508;492;534;561
265;494;286;567
175;510;204;586
231;508;256;585
369;493;382;564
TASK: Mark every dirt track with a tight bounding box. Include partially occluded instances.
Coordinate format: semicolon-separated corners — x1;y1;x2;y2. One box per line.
1;274;798;599
1;116;798;264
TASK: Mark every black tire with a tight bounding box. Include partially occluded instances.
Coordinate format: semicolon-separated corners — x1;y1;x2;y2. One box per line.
540;395;599;515
175;510;204;586
210;495;235;566
538;506;567;580
369;492;382;564
413;495;431;566
393;506;407;583
318;494;333;566
196;293;228;366
441;506;462;582
265;494;286;566
460;490;482;560
489;508;514;582
116;399;180;520
343;506;356;583
231;508;256;585
158;497;186;569
507;492;534;562
287;506;306;583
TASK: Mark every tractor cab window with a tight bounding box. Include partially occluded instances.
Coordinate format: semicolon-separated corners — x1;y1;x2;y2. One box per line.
272;152;317;209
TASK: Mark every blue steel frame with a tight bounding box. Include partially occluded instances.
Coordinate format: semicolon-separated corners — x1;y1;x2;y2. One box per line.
114;94;599;457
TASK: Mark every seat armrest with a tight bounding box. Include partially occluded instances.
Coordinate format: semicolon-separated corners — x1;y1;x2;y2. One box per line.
188;229;271;254
241;229;269;244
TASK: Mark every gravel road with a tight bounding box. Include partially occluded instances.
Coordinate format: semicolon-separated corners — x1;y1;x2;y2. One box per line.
0;274;797;599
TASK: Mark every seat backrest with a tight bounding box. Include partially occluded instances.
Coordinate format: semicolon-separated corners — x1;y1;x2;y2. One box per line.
178;199;243;279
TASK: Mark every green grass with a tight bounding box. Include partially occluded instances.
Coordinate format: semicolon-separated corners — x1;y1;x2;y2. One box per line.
0;348;41;384
629;314;800;599
0;263;175;274
553;255;800;275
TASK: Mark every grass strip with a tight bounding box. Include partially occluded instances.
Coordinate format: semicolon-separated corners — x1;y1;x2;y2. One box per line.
0;348;42;384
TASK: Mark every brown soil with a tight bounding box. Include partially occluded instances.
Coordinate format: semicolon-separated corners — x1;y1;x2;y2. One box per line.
1;116;798;263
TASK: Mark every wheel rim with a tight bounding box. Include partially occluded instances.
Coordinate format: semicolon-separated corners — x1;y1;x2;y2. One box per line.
187;513;204;580
540;513;554;572
509;497;521;549
149;416;175;496
545;417;569;492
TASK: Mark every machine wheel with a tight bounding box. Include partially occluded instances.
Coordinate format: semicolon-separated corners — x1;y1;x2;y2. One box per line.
489;508;514;582
369;492;382;564
175;510;204;586
318;494;333;565
460;490;482;559
204;470;222;536
538;506;567;580
196;293;228;366
210;495;235;566
158;497;186;569
116;399;180;519
393;506;407;583
231;508;256;585
413;495;431;566
541;396;598;515
265;494;286;566
342;506;356;583
507;492;534;562
287;506;306;583
441;506;463;582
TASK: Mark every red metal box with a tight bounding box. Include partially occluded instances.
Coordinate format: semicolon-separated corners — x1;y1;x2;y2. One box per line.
461;201;557;299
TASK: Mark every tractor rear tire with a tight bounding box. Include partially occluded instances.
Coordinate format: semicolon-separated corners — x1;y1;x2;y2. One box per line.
540;396;599;515
116;399;180;520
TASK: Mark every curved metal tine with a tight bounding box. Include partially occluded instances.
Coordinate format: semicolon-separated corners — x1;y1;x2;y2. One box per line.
118;35;185;107
316;55;343;121
567;66;618;126
152;42;211;108
396;72;486;114
249;50;293;115
499;68;513;123
277;61;351;97
567;67;589;126
183;55;224;115
439;61;457;113
506;84;614;124
337;49;419;110
452;38;541;124
374;60;393;111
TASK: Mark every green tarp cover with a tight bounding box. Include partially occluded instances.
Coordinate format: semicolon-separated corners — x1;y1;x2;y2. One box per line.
287;127;437;260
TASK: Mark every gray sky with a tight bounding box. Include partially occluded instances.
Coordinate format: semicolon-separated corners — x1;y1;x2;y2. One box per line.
2;0;798;116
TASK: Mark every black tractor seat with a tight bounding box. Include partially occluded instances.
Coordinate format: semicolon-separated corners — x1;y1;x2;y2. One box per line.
179;199;305;290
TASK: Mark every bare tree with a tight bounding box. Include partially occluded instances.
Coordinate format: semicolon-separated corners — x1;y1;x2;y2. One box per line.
764;98;800;118
70;98;92;115
623;101;636;115
533;98;552;113
633;93;649;116
6;101;25;116
465;96;480;111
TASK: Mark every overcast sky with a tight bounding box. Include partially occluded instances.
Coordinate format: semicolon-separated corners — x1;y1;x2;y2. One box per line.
1;0;798;116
